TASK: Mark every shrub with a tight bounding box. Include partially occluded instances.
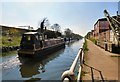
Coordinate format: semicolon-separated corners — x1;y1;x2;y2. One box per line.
83;39;89;53
89;38;97;45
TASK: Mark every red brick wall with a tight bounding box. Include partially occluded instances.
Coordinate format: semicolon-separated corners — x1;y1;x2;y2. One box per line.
94;19;110;41
99;21;109;30
94;21;99;40
99;30;110;41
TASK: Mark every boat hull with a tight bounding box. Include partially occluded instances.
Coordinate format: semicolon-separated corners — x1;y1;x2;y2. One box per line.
18;42;65;57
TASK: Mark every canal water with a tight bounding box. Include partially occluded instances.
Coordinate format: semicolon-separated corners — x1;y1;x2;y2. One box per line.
1;39;84;81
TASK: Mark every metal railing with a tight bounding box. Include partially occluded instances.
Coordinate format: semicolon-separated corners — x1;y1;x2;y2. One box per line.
61;45;84;82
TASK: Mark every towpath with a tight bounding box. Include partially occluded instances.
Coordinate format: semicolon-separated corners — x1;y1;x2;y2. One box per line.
82;39;120;81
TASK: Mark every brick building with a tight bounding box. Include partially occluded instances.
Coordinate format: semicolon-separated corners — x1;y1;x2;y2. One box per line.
94;18;110;41
1;25;35;36
89;30;94;39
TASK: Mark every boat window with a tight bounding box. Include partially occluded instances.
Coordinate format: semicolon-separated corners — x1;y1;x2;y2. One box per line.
28;36;31;41
34;35;40;44
21;35;35;44
40;36;43;40
35;35;39;40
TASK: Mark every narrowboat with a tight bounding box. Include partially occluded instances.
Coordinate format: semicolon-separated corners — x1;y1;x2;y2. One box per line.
18;32;65;57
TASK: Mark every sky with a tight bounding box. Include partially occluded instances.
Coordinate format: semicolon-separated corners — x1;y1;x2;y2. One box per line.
1;1;119;36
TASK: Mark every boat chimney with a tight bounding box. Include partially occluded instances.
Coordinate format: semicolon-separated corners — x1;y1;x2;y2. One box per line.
118;1;120;16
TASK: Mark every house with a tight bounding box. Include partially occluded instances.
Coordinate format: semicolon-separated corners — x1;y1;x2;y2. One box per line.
94;18;110;41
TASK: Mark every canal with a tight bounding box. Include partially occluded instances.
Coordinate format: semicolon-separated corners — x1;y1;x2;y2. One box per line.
1;39;84;81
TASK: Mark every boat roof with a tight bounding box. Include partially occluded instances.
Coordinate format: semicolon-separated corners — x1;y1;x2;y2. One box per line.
45;38;64;41
24;32;38;35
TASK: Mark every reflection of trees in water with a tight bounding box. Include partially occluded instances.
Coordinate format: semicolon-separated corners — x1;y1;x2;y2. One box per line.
18;48;65;81
65;40;81;56
66;40;79;47
2;51;17;57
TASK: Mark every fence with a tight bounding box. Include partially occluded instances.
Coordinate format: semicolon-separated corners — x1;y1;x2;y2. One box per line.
61;45;84;82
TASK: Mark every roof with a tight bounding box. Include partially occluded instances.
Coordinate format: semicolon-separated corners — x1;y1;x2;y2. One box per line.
94;18;107;26
98;18;107;21
0;25;27;30
0;25;36;31
24;32;38;35
94;16;117;26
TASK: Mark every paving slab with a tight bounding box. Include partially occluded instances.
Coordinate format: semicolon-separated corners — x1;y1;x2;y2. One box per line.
82;39;120;81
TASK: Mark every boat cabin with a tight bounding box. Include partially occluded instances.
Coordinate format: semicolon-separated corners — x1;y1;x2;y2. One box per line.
20;32;43;50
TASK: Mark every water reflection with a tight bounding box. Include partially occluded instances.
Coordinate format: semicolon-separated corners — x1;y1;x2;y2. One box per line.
19;57;45;78
24;78;41;82
65;41;76;46
18;48;65;80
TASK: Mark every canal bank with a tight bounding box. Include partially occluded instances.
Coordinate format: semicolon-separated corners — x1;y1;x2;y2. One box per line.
82;39;120;81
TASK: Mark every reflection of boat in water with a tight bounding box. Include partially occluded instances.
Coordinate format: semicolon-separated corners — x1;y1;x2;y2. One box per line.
18;48;65;79
18;32;65;57
19;58;45;78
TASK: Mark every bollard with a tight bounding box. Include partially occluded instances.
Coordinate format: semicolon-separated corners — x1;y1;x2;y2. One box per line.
61;70;76;82
63;78;70;82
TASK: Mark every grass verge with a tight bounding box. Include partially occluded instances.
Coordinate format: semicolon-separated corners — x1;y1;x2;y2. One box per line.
2;36;21;46
83;39;89;53
81;39;89;81
89;38;97;45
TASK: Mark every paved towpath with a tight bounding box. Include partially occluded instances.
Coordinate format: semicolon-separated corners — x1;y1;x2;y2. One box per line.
82;39;120;81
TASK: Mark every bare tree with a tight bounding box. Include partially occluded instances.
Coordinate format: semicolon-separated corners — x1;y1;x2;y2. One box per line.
64;28;73;38
28;26;33;30
51;23;61;32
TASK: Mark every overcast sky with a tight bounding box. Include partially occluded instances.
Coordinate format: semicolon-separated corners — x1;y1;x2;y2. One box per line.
1;1;119;36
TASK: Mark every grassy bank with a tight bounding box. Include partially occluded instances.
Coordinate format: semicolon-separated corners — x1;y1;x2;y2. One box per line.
2;36;21;47
0;36;2;47
81;39;89;80
83;39;89;53
89;38;97;45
